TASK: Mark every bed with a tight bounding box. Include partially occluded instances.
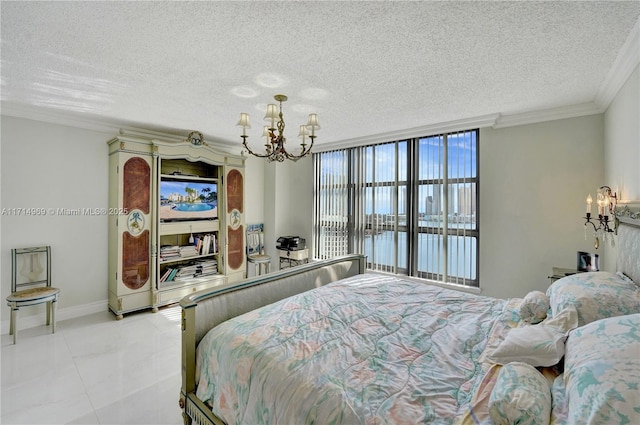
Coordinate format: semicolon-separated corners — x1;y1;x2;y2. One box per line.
179;205;640;425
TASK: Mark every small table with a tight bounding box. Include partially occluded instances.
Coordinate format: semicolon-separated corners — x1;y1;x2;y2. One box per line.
279;249;309;269
549;267;582;284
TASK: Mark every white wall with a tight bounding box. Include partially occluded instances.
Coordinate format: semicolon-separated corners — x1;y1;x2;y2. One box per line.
258;157;314;275
480;115;604;299
242;155;266;278
603;64;640;271
604;65;640;201
287;158;314;246
243;156;265;225
291;114;607;300
1;117;113;324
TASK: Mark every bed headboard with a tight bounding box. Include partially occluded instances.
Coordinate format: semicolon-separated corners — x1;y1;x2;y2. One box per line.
615;204;640;284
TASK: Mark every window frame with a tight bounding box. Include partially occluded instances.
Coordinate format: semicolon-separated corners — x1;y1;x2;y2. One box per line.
313;129;479;287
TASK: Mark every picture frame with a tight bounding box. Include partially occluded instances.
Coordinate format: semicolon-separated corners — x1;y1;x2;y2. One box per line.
577;251;599;272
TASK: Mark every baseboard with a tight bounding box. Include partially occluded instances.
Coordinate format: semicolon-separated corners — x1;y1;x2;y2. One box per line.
1;299;108;335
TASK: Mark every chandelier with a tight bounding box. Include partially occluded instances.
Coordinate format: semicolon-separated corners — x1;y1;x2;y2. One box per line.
237;94;320;162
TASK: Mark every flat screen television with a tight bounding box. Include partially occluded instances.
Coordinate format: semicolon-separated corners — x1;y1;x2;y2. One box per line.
159;178;218;222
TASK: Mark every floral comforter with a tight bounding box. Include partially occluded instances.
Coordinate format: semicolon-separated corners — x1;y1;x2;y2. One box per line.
196;274;518;425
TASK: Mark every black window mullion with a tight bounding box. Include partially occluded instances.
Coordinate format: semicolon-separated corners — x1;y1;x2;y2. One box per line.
407;137;418;276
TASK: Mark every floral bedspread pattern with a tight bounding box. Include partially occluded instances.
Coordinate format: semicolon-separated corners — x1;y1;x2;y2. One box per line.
196;274;518;425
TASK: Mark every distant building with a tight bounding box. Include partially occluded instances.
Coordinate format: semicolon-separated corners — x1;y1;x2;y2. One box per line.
167;189;200;203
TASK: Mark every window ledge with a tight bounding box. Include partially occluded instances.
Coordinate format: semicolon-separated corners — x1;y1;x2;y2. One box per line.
365;270;482;295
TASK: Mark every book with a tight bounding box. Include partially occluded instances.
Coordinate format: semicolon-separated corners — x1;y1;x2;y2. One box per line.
167;268;179;282
160;268;172;282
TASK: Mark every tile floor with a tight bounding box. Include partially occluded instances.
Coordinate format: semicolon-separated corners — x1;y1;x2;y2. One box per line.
1;305;184;425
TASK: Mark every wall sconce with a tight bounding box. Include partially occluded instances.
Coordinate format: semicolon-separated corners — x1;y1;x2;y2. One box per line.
583;186;617;249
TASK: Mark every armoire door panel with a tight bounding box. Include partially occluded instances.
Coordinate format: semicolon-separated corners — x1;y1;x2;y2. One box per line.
227;225;244;271
123;157;151;214
122;229;150;290
226;169;243;213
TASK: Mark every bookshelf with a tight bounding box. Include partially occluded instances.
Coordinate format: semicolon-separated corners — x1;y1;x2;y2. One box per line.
107;133;246;319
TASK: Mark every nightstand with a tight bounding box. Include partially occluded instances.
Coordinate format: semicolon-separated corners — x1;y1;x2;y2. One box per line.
279;249;309;269
549;267;582;284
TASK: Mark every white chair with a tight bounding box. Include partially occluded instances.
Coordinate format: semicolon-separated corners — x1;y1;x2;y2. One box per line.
6;246;60;344
246;225;271;276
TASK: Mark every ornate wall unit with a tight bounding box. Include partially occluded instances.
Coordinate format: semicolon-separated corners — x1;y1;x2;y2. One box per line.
108;133;245;319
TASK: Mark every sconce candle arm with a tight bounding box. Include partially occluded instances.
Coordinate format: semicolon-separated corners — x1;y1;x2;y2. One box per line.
583;212;615;234
584;213;599;232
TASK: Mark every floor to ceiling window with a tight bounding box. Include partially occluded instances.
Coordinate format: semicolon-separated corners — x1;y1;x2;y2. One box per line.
313;129;479;287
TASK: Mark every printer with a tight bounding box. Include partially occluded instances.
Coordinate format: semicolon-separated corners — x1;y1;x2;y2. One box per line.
276;236;306;251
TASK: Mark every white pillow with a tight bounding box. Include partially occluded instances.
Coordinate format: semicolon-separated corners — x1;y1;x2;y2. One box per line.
616;271;635;285
550;373;569;425
564;313;640;424
518;291;550;323
547;272;640;327
484;308;578;367
488;362;551;425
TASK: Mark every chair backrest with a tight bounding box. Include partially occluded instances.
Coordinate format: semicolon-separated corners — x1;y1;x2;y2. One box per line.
11;246;52;293
246;224;264;256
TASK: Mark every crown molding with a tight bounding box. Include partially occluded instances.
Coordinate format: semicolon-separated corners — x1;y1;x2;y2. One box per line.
595;16;640;110
316;114;501;152
1;101;240;152
1;102;122;134
0;99;607;153
492;102;602;129
319;101;607;151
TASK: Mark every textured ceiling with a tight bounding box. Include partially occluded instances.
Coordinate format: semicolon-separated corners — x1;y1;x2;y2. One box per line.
1;1;639;150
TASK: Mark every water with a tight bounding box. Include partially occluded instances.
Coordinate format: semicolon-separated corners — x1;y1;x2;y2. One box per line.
172;202;216;212
363;230;477;280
